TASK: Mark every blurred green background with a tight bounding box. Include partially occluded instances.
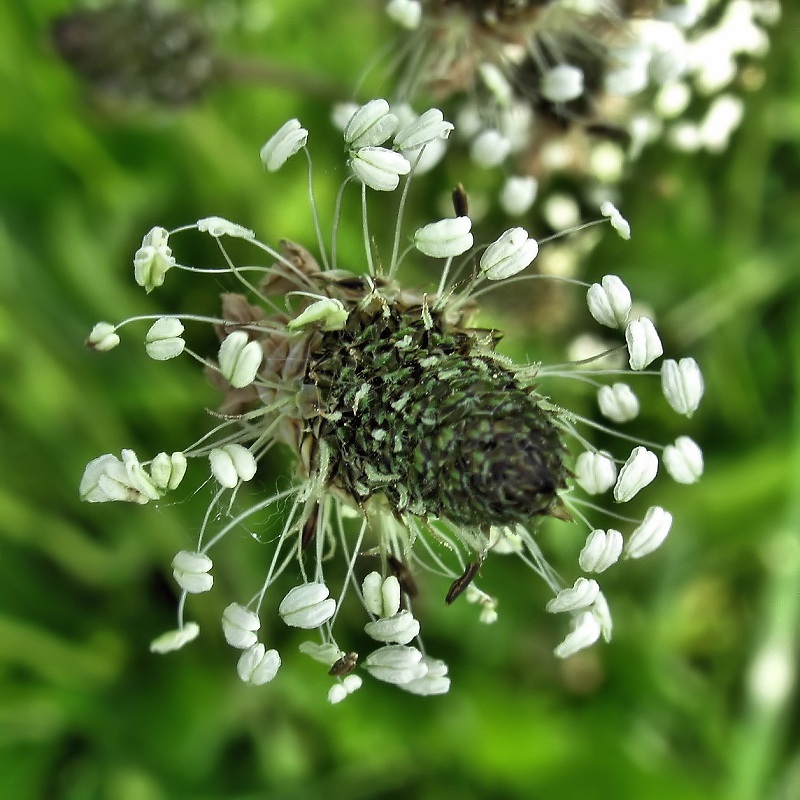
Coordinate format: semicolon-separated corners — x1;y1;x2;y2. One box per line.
2;1;799;798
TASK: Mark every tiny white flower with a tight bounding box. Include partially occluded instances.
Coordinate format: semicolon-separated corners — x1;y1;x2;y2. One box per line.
144;317;185;361
614;446;659;502
663;436;704;484
470;129;512;168
298;641;344;666
363;645;428;685
344;99;398;149
386;0;422;29
362;573;401;617
404;136;447;174
222;603;261;649
591;591;613;642
604;65;649;96
600;201;632;240
149;622;200;654
218;330;263;388
499;176;538;216
79;450;161;504
134;227;176;293
414;216;473;258
331;102;359;131
661;357;704;417
579;530;624;573
478;62;513;107
393;107;453;150
586;275;632;329
342;674;362;694
364;610;420;645
625;316;663;370
574;451;617;495
209;443;257;488
171;550;213;594
400;656;450;696
260;119;308;171
598;383;640;423
279;582;337;629
480;227;539;280
196;216;255;240
546;578;601;613
237;644;281;685
349;147;411;191
554;611;602;658
541;64;585;103
328;684;348;704
625;506;673;559
149;451;187;491
287;298;348;332
86;322;120;352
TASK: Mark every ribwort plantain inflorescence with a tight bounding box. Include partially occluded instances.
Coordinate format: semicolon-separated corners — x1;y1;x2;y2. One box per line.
81;105;703;701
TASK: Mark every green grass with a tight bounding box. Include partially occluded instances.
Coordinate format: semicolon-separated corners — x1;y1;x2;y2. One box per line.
1;2;799;798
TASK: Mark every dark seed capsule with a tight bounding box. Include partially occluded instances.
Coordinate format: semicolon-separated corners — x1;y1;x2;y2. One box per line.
446;560;482;605
388;555;419;598
328;652;358;676
452;183;469;218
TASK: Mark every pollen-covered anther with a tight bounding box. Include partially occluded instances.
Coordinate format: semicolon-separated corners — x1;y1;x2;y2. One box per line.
364;610;420;644
546;578;601;613
554;611;602;659
586;275;632;329
86;322;119;352
574;450;617;495
218;330;262;388
400;656;450;696
470;129;511;168
209;443;257;488
171;551;213;593
540;64;585;103
625;316;663;370
344;99;398;149
600;202;632;240
362;573;402;617
661;357;704;417
386;0;422;29
287;298;348;332
393;107;453;150
663;436;704;484
237;644;281;685
414;216;473;258
597;383;639;423
149;451;187;491
134;226;175;293
363;645;428;685
480;227;539;280
279;583;336;629
625;506;673;559
579;530;624;573
613;446;658;502
196;216;255;240
149;622;200;654
145;317;185;361
349;147;411;191
222;603;261;649
260;118;308;171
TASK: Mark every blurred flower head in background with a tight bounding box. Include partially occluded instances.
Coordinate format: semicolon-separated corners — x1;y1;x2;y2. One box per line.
80;106;704;704
380;0;779;220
